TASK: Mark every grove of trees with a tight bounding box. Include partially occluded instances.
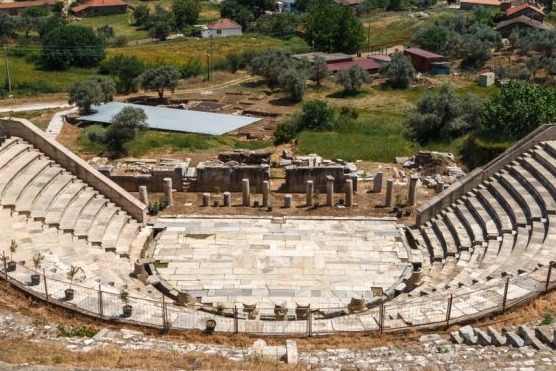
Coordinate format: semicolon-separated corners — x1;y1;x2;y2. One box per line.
68;77;115;113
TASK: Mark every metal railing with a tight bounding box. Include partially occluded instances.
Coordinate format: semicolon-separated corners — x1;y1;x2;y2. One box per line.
3;257;555;335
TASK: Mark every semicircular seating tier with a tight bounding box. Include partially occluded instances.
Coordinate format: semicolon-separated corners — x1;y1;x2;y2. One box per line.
403;139;556;304
0;135;153;298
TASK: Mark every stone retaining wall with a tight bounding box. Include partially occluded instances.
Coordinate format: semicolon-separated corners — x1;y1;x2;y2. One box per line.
98;165;185;192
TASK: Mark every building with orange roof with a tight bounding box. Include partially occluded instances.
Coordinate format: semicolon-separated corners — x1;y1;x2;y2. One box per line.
460;0;500;10
505;3;545;22
71;0;127;17
0;0;59;15
198;18;242;38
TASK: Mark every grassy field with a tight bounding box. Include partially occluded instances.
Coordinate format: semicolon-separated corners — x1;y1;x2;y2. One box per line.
77;14;150;41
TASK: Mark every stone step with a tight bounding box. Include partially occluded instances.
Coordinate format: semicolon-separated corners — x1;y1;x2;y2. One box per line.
73;201;115;238
476;185;514;233
14;166;64;213
521;155;556;211
0;150;42;196
487;180;528;227
31;173;76;220
463;194;499;239
43;182;87;225
454;201;486;245
0;142;32;170
87;206;120;244
420;225;445;261
511;159;556;214
58;189;98;231
101;213;130;251
441;208;472;250
115;221;140;258
519;324;549;350
496;171;543;221
0;157;53;207
431;218;458;257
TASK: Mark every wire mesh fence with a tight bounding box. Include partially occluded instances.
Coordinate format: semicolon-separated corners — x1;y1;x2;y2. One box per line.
2;258;555;335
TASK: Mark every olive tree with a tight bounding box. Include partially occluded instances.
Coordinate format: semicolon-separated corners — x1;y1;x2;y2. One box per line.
140;66;180;99
104;106;148;152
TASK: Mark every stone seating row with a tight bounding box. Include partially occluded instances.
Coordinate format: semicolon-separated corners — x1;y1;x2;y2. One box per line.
0;137;144;259
409;141;556;299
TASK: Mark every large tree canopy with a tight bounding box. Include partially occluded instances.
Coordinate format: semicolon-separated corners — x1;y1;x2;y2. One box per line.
305;0;365;54
104;107;148;152
40;24;104;70
99;54;145;93
481;81;556;139
68;77;115;114
379;52;415;89
140;66;180;99
172;0;200;29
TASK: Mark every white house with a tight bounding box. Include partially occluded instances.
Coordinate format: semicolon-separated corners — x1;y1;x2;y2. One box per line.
199;18;242;38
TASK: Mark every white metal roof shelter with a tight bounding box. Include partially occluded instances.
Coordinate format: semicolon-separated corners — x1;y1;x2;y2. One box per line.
78;102;261;135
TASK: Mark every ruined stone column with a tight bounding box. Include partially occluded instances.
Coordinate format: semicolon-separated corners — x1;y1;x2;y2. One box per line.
284;194;292;208
138;185;148;205
163;178;173;206
306;180;314;207
385;178;394;207
223;192;231;207
326;175;334;206
436;180;444;194
408;175;419;206
202;193;210;207
345;179;353;207
373;171;383;193
242;179;250;207
262;180;270;208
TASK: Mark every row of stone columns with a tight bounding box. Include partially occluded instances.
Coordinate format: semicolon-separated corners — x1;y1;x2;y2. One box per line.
139;178;174;206
139;174;424;211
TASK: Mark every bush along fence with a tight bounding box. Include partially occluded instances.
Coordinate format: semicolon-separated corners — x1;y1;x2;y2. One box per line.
2;256;556;335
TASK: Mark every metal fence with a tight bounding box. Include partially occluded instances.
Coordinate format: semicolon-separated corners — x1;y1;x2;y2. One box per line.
3;258;555;335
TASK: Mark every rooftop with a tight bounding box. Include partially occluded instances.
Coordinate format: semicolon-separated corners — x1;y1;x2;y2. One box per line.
460;0;500;5
207;18;242;30
506;3;545;16
404;47;444;59
0;0;58;10
327;58;381;72
77;102;261;136
72;0;127;12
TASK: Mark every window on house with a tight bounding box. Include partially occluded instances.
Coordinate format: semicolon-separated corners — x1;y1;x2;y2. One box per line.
217;29;222;35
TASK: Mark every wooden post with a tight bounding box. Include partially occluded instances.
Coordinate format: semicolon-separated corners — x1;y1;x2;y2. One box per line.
2;251;7;284
379;301;384;333
307;304;312;337
233;305;238;334
42;268;49;303
502;277;510;314
545;262;554;293
98;284;103;318
446;294;453;328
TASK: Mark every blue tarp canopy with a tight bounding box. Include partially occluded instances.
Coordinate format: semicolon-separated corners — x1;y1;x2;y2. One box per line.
78;102;261;136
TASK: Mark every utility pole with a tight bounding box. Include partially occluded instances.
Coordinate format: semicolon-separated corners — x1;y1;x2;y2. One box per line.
206;49;210;82
210;34;214;80
3;45;11;93
367;20;371;55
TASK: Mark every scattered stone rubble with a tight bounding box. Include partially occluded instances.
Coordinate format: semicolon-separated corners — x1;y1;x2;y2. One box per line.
2;304;556;371
217;149;271;164
88;157;186;175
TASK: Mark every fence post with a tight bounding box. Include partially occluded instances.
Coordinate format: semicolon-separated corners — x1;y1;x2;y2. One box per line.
445;294;453;328
308;304;312;337
42;268;48;303
162;294;168;329
545;262;554;293
98;284;103;318
3;251;7;284
502;277;510;314
234;305;238;334
379;301;384;333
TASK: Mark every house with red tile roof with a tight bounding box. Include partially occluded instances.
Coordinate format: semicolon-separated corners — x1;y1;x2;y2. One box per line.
72;0;127;17
495;15;552;37
0;0;58;15
198;18;242;38
459;0;500;10
505;3;545;22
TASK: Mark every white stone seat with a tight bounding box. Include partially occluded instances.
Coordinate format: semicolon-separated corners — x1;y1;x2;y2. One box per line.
43;182;86;225
101;213;130;251
420;224;444;261
73;200;113;238
0;150;41;195
441;208;472;250
454;201;486;245
86;206;119;244
431;218;458;257
14;166;64;213
496;171;543;221
31;173;76;220
58;189;97;232
464;194;499;240
510;159;556;215
475;185;515;233
0;157;52;207
115;221;141;257
487;180;528;227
